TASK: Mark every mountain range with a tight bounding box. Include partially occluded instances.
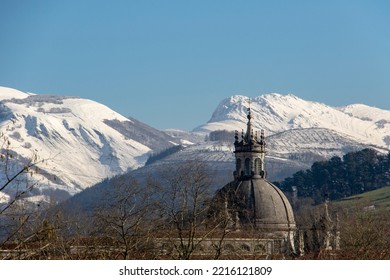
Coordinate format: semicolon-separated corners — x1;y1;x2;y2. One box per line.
0;86;178;204
1;86;389;205
195;93;390;148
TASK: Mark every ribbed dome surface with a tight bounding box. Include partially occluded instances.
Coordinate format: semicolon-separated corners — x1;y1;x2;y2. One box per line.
218;177;296;231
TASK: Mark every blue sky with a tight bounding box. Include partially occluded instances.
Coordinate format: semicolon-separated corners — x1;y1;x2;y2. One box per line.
1;0;389;130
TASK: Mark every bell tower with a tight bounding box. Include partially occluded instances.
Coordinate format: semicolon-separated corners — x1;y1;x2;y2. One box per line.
233;107;266;180
212;99;297;256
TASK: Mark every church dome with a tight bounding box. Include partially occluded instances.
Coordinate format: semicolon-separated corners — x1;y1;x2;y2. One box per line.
211;105;296;234
217;177;296;231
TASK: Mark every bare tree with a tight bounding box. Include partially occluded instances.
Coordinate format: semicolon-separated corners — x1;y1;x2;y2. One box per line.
92;176;158;259
157;160;224;259
338;208;390;259
0;120;50;258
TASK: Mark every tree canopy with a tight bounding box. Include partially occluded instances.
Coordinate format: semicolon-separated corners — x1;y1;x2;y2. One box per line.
277;149;390;203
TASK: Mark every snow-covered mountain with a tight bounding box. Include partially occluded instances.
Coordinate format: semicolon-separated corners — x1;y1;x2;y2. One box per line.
0;86;177;203
2;87;389;206
55;93;390;217
194;94;390;149
176;94;388;182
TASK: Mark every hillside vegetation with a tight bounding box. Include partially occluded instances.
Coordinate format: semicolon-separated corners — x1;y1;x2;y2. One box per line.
333;185;390;211
277;148;390;203
333;186;390;259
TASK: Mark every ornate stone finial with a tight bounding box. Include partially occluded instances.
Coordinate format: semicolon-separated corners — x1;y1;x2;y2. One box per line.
259;129;265;142
245;105;253;143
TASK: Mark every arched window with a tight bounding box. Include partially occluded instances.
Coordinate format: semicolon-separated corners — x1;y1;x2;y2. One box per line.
254;158;261;175
224;244;235;252
236;158;241;173
241;244;251;252
245;158;251;175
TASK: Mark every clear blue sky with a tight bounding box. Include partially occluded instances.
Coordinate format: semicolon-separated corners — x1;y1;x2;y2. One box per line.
1;0;389;130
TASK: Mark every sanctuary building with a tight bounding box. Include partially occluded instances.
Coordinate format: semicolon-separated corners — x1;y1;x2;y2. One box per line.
208;108;297;256
154;108;297;259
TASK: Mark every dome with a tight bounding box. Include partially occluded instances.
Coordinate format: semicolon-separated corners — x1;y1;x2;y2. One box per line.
211;106;296;236
209;106;296;256
217;177;296;232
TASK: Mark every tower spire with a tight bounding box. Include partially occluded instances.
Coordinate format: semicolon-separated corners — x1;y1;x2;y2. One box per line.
234;101;267;180
244;98;253;144
245;106;253;143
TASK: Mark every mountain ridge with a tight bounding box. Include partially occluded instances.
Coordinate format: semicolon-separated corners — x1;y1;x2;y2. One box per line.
1;86;389;206
195;93;389;149
0;86;178;203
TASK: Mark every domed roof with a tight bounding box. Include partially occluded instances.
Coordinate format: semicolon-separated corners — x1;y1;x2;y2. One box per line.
211;106;295;233
217;177;295;231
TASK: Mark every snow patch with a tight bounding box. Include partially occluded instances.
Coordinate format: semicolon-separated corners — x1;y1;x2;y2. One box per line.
0;86;30;100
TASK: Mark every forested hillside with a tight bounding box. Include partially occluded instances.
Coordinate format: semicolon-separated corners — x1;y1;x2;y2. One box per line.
276;149;390;203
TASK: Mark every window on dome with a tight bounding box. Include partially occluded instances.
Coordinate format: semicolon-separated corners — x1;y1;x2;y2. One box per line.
245;158;251;175
254;158;261;175
236;158;241;173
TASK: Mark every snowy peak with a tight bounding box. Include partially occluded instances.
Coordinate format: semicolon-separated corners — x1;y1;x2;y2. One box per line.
0;86;31;99
196;93;390;148
209;95;250;123
0;86;176;202
204;93;330;133
338;104;390;123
